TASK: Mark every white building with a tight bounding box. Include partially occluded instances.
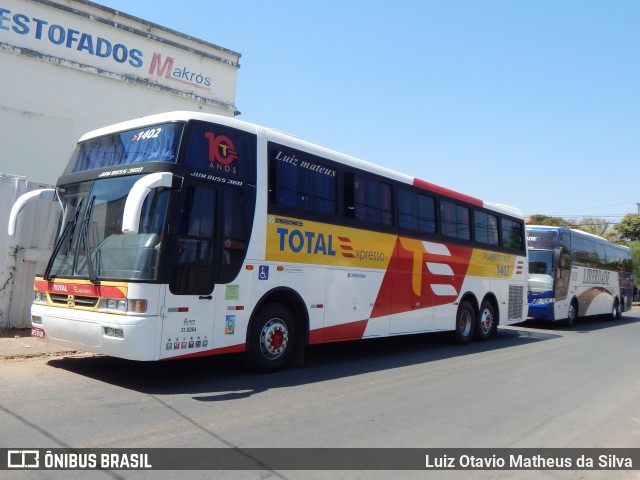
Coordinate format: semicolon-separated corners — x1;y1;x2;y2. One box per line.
0;0;241;184
0;0;241;328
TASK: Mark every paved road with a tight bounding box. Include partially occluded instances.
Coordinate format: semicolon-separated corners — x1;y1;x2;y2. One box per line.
2;309;640;480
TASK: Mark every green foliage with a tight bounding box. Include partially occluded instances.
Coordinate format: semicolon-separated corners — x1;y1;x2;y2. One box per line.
614;214;640;242
628;241;640;287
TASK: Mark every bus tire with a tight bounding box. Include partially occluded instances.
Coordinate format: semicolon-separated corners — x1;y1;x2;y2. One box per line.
610;298;621;320
565;300;578;327
453;300;475;344
247;302;295;372
475;299;497;341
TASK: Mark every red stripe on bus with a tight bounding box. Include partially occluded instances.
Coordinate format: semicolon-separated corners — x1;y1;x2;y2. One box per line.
413;178;483;207
34;280;126;298
309;319;369;344
371;238;473;318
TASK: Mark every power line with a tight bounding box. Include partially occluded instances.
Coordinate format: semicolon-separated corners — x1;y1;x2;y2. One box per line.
546;215;626;218
543;201;637;215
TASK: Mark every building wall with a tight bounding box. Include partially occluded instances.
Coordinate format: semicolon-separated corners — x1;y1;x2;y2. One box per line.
0;0;241;328
0;174;57;329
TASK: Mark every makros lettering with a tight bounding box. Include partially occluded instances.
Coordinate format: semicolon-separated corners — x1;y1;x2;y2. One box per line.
583;268;610;285
0;8;143;66
149;53;212;89
0;7;214;88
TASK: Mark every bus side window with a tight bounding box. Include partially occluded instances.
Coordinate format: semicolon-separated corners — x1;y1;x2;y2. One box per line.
344;172;393;226
219;187;251;283
441;200;470;240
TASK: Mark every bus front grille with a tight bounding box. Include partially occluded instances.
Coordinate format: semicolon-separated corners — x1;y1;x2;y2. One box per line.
49;293;99;308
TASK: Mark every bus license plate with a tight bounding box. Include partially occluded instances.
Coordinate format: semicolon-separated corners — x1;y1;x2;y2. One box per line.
31;327;45;338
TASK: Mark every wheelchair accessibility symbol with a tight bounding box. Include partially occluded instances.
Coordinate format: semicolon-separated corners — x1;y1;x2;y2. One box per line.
259;265;269;280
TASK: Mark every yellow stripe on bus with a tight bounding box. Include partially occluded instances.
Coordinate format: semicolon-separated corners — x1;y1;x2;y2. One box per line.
467;249;518;278
266;215;395;269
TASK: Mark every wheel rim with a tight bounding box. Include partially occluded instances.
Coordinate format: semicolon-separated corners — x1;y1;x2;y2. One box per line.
259;318;289;360
459;310;472;337
480;308;493;336
568;304;576;321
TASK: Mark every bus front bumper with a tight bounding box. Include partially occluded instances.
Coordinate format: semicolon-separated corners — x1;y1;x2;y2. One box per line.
31;304;158;361
527;302;555;321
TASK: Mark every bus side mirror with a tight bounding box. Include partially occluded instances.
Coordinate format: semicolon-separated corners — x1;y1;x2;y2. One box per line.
122;173;174;234
553;247;562;268
8;188;56;236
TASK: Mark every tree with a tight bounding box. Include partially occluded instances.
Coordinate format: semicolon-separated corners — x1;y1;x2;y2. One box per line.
527;214;577;227
628;242;640;290
579;217;617;241
614;214;640;242
527;215;623;242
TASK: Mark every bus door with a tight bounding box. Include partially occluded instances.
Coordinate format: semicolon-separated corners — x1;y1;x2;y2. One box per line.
160;183;218;359
552;231;572;319
159;179;254;359
554;231;571;302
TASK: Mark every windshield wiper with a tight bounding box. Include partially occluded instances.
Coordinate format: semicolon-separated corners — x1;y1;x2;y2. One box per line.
44;198;84;281
75;195;99;284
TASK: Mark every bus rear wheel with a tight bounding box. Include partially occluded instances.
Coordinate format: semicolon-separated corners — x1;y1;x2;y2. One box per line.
247;302;295;372
453;300;475;344
475;300;497;341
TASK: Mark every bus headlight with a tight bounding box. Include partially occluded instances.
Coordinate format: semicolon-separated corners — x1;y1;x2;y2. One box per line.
98;298;147;313
532;298;555;304
34;291;47;304
106;299;127;312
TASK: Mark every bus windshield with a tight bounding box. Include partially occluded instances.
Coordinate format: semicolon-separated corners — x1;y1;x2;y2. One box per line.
43;174;169;282
528;249;554;293
63;122;184;174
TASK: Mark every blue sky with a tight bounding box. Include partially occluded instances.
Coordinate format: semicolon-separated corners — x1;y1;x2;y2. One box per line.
102;0;639;223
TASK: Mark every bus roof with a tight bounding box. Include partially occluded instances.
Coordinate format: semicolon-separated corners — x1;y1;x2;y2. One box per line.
527;225;631;251
78;111;523;219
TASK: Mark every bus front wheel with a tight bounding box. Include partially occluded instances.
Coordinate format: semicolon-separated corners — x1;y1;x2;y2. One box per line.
610;298;621;320
247;302;295;372
453;300;475;344
565;300;578;327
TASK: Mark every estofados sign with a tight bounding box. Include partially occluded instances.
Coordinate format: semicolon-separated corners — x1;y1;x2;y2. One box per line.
0;3;213;91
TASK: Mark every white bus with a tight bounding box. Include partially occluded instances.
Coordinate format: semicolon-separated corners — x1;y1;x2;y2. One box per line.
9;112;528;371
527;226;633;325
